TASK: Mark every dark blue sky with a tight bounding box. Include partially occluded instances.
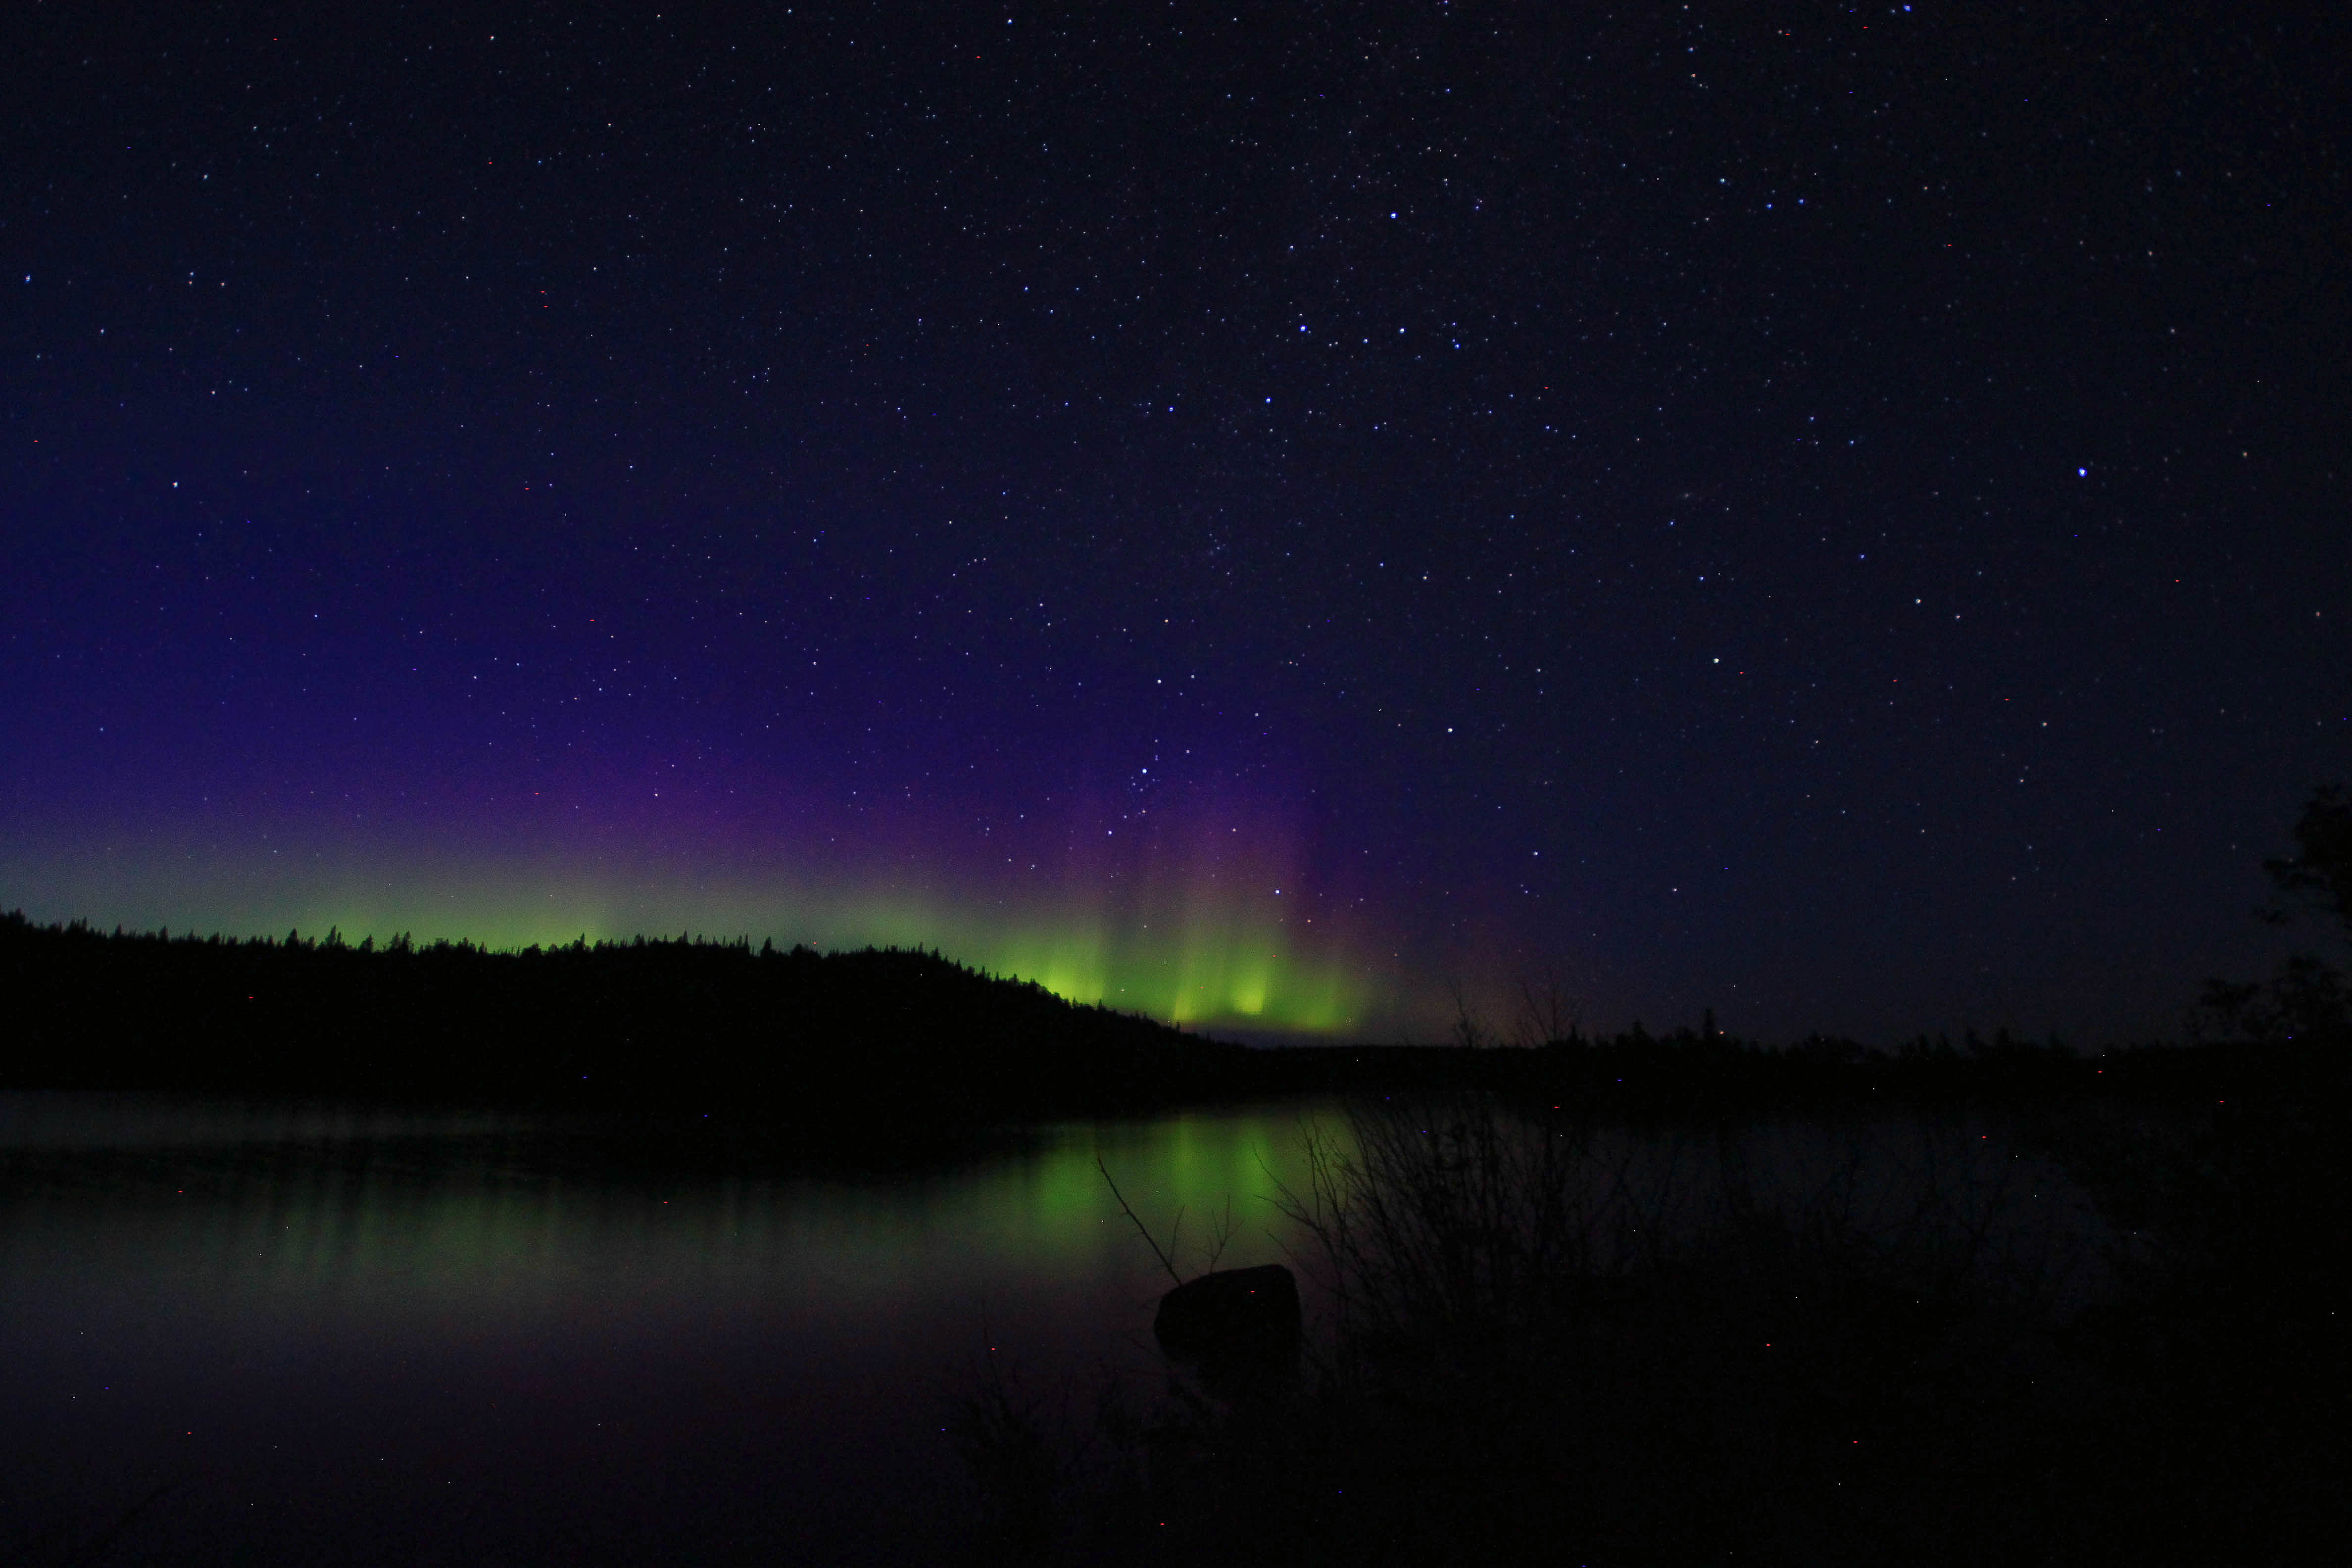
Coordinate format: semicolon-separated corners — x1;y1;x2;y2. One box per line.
4;0;2344;1041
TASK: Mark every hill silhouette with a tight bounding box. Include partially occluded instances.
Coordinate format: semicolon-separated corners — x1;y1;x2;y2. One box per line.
0;911;1246;1121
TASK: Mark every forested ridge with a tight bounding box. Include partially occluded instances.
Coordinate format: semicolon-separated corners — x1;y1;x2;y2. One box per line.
0;911;1243;1115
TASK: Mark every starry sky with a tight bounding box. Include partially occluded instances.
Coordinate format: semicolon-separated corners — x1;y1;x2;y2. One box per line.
3;1;2344;1043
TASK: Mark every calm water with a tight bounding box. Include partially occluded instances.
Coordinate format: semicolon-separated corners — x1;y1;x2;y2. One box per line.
0;1093;2108;1565
0;1094;1349;1566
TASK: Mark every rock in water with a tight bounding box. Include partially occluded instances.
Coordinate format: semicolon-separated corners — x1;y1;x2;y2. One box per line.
1153;1264;1301;1373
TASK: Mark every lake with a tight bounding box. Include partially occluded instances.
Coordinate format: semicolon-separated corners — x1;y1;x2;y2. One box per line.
0;1093;1352;1566
0;1092;2107;1565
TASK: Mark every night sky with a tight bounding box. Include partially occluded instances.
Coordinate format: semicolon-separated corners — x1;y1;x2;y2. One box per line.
4;1;2344;1043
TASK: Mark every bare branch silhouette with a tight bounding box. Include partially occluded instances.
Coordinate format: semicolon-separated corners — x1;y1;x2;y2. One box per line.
1096;1154;1183;1285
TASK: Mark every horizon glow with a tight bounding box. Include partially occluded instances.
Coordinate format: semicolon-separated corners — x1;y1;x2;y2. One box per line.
0;820;1401;1037
9;3;2328;1053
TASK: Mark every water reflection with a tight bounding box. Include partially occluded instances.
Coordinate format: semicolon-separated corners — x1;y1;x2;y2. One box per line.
0;1094;1350;1567
0;1094;2107;1565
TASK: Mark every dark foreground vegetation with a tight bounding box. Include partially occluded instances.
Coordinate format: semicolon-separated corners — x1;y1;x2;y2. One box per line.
951;1064;2349;1566
8;787;2348;1561
944;786;2352;1565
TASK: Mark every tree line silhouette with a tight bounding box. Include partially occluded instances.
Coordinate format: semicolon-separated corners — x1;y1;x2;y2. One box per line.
3;906;2337;1126
4;783;2343;1124
0;914;1248;1120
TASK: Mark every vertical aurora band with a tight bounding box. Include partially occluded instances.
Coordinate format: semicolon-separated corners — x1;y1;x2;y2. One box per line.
0;820;1388;1035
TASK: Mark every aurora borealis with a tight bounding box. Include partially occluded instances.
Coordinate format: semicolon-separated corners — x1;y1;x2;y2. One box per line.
2;612;1388;1031
3;3;2345;1043
1;842;1377;1035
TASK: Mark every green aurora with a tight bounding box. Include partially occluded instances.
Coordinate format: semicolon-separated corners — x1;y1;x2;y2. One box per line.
3;845;1392;1035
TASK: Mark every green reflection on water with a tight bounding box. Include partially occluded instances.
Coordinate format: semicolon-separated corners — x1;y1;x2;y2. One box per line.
0;1099;1359;1326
